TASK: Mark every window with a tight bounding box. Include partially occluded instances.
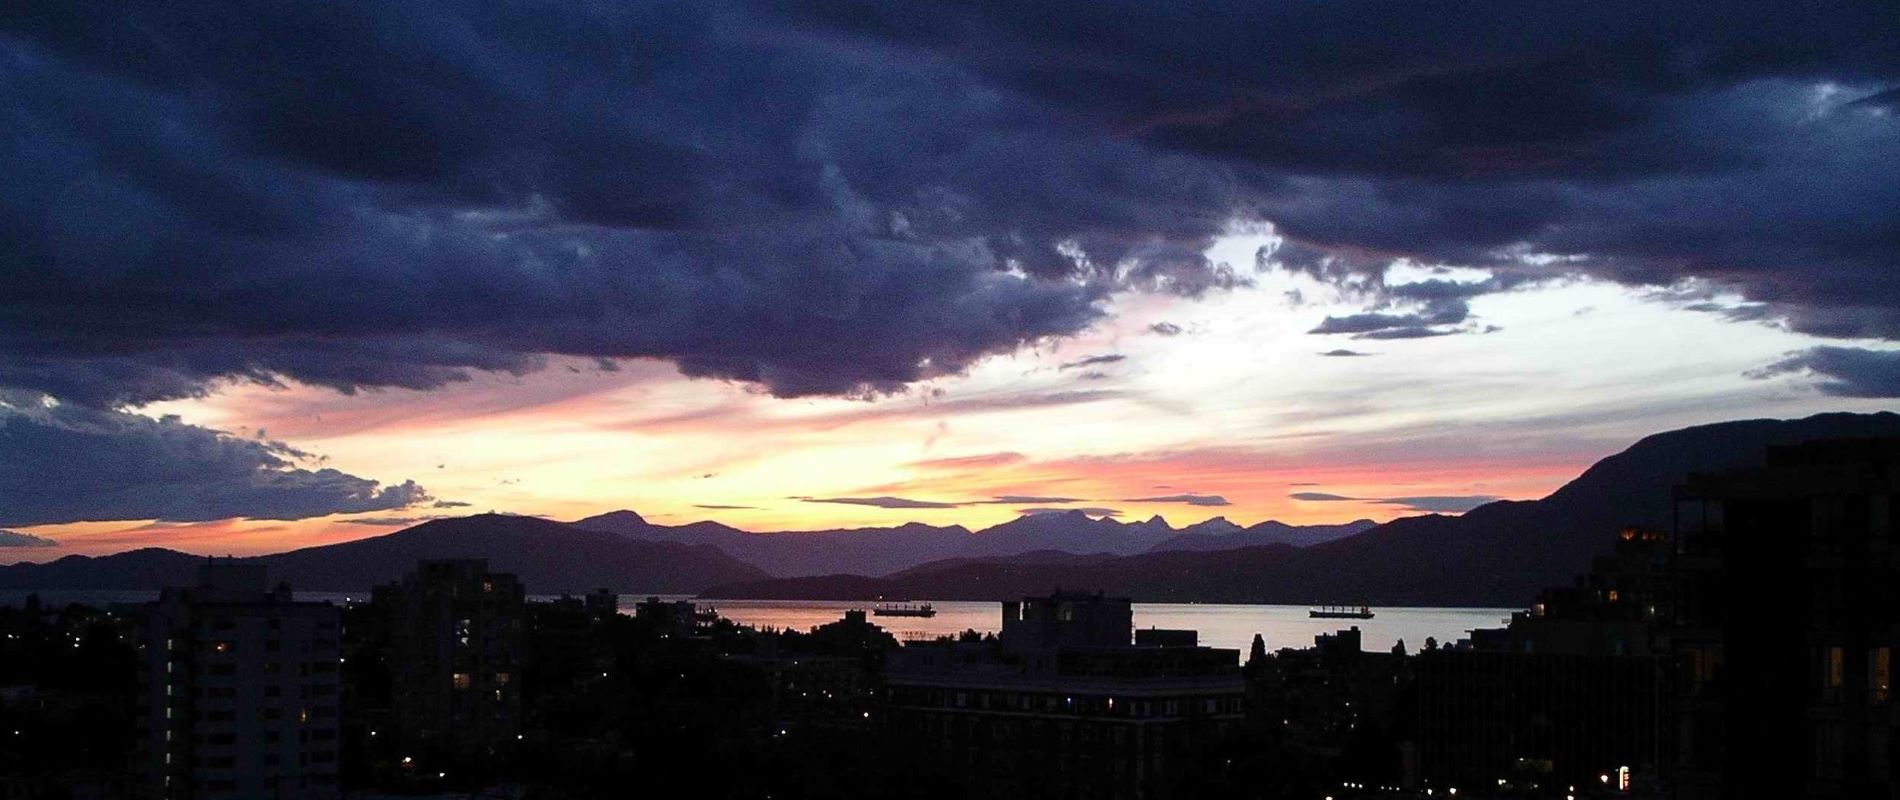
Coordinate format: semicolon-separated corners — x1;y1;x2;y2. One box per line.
494;672;510;685
1821;646;1845;702
452;673;472;690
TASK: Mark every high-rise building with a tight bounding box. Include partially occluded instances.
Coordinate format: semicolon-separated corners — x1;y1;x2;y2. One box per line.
887;591;1243;799
134;560;341;800
1671;439;1900;799
1410;528;1672;794
373;559;525;766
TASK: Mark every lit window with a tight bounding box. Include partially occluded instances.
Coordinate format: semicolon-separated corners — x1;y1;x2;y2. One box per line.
212;641;231;653
494;672;511;686
452;673;472;690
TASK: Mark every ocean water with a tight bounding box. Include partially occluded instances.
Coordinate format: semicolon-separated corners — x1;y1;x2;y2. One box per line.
699;598;1515;654
0;591;1514;655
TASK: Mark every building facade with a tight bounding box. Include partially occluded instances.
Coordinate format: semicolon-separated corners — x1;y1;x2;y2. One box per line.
1412;529;1670;794
1671;439;1899;798
887;591;1244;800
373;559;525;767
135;561;341;800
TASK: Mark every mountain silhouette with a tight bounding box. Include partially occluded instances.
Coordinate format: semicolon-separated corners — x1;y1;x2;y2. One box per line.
572;513;975;577
700;411;1900;606
1147;518;1377;552
577;509;1373;577
13;412;1900;605
0;514;764;594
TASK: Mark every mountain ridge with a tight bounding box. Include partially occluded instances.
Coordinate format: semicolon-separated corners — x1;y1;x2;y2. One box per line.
699;411;1900;605
575;508;1374;577
0;514;765;594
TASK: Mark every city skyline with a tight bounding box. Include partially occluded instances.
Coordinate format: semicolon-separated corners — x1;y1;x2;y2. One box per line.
4;2;1898;561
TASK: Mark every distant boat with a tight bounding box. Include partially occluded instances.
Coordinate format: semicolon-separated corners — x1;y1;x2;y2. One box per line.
1309;605;1375;619
872;602;937;618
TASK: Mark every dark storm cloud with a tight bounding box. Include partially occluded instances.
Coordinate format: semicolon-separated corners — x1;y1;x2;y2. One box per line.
340;516;441;527
0;530;58;548
2;1;1896;416
799;1;1900;340
1058;354;1127;371
1291;492;1358;502
0;401;428;527
1374;496;1502;513
1310;310;1464;336
1124;494;1231;507
1754;347;1900;398
0;2;1247;408
1289;491;1498;513
797;496;964;510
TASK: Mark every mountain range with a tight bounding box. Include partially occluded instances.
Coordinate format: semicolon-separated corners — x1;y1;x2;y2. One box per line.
570;511;1374;577
5;411;1899;607
698;411;1900;606
0;515;764;594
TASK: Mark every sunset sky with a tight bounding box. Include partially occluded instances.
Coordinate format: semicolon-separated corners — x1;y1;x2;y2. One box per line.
3;2;1897;560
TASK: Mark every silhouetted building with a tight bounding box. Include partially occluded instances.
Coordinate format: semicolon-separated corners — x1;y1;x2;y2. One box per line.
632;596;704;638
373;560;525;768
726;609;896;730
134;560;341;799
999;590;1133;657
1412;528;1669;793
582;588;618;620
1484;526;1670;658
888;592;1243;799
1246;626;1412;797
1672;439;1900;799
1413;650;1662;794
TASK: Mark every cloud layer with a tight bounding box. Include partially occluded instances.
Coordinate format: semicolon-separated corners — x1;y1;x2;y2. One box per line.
0;400;426;527
1756;347;1900;398
1;1;1895;532
0;2;1253;409
4;2;1894;415
0;530;58;548
1290;491;1498;514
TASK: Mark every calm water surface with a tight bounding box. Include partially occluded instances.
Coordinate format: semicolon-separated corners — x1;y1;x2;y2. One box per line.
700;599;1515;654
0;591;1514;655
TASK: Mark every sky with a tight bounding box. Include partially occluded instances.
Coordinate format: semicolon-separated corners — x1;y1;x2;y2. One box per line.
2;2;1898;560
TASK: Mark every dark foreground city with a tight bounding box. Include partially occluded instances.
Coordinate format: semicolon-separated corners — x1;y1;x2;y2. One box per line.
2;437;1895;798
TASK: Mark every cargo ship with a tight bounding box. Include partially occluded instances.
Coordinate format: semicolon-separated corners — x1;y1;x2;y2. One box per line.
872;602;937;618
